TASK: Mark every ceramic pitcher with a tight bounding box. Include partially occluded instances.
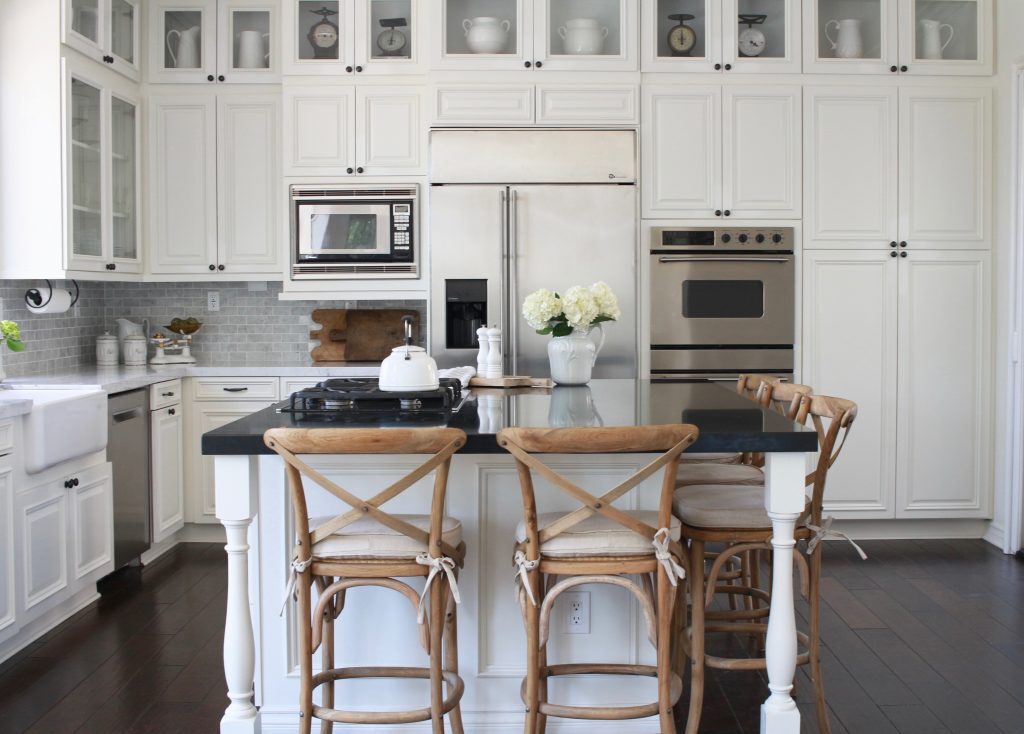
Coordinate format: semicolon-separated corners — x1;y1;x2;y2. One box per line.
824;18;863;59
166;25;200;68
463;17;511;54
237;30;270;69
546;325;605;386
919;19;954;60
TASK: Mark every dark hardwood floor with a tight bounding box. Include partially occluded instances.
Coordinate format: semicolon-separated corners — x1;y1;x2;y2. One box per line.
0;540;1021;733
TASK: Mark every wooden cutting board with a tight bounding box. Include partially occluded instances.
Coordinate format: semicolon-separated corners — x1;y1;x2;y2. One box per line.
309;309;419;362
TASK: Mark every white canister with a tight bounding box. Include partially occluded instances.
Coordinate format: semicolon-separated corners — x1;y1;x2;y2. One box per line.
463;17;511;54
558;18;608;55
96;332;119;366
123;334;148;366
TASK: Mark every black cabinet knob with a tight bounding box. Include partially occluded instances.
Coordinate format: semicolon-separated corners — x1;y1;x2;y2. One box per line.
891;251;898;258
890;241;898;248
218;264;225;271
755;234;765;243
535;61;543;68
218;75;225;82
169;408;176;416
890;65;898;73
714;210;722;217
346;65;354;72
346;167;354;174
64;480;71;489
209;264;216;271
714;63;722;70
721;233;732;243
723;210;731;217
772;233;782;244
900;65;908;73
355;65;363;73
524;61;532;68
900;251;908;258
738;234;748;243
724;63;732;71
70;478;79;487
207;74;215;81
356;167;364;174
899;241;907;248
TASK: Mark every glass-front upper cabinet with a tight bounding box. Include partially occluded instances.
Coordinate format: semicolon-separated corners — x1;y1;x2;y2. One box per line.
435;0;533;69
110;96;139;265
804;0;991;75
534;0;637;71
63;0;140;80
642;0;799;73
69;77;104;264
283;0;426;75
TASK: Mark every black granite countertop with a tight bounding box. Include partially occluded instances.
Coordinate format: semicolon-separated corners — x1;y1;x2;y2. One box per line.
202;379;818;456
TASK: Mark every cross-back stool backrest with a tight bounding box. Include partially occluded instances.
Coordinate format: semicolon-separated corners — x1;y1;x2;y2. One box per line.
497;425;699;560
264;427;467;564
800;396;858;525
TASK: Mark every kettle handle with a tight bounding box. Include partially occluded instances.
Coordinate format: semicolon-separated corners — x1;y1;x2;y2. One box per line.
401;315;414;347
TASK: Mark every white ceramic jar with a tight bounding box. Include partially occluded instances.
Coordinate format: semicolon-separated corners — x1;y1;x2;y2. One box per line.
123;334;148;366
558;18;608;55
463;17;511;54
96;332;119;366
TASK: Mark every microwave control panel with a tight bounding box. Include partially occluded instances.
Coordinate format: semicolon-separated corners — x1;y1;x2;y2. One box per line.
392;202;413;258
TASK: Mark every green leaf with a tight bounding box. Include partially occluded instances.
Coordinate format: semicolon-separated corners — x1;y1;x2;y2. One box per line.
593;315;616;324
536;326;553;335
6;338;25;352
551;322;574;337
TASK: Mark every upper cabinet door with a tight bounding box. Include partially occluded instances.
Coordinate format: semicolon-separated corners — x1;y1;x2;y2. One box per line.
898;0;992;76
219;1;279;82
434;0;533;69
109;92;142;272
804;87;898;248
722;0;801;74
283;0;356;74
356;0;427;74
66;73;107;272
803;0;899;74
899;87;990;249
641;0;723;72
534;0;637;71
63;0;141;80
356;87;425;175
150;0;218;83
282;86;356;174
722;86;801;219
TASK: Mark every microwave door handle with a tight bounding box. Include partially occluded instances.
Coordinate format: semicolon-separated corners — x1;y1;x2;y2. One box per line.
657;256;791;264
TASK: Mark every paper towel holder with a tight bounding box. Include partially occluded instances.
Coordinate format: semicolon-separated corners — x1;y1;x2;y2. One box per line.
24;280;80;313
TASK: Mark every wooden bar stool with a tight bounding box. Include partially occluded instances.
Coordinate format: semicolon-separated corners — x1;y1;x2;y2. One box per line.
672;396;859;734
498;424;699;733
264;427;468;734
679;374;776;466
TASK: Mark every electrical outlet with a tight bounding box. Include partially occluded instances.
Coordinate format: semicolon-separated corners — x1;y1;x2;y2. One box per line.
207;291;220;312
563;591;590;634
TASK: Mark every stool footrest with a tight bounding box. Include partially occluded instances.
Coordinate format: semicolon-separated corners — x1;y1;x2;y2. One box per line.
311;666;464;725
519;663;682;721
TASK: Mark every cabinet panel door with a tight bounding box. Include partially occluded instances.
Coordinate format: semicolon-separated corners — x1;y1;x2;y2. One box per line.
899;88;991;249
431;86;535;125
722;0;802;74
640;0;722;73
69;465;113;580
18;486;69;614
65;71;107;273
149;95;218;274
283;86;355;173
433;0;533;70
0;469;15;644
534;0;638;71
805;88;898;248
896;251;991;517
356;87;423;175
802;0;899;74
218;0;280;83
355;0;427;74
535;85;638;125
109;91;142;272
803;251;897;518
723;86;801;219
217;94;281;273
152;406;185;543
148;0;218;83
897;0;993;76
642;86;721;219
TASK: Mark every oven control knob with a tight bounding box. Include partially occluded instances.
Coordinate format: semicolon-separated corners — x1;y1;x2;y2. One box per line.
755;233;765;244
738;234;748;243
721;233;732;244
772;233;783;244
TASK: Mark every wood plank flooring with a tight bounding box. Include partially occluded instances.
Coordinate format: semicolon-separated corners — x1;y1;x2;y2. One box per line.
0;540;1021;732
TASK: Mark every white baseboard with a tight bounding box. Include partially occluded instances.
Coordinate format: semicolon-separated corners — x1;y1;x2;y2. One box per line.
0;588;99;665
141;524;226;565
830;518;990;540
983;520;1006;550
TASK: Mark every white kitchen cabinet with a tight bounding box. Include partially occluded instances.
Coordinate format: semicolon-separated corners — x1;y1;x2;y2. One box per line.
68;465;114;580
16;483;70;619
149;0;279;84
803;249;991;520
805;86;990;250
643;85;800;220
642;0;800;73
283;85;424;176
0;467;16;646
63;0;140;80
149;91;281;276
430;84;637;126
151;403;185;544
535;84;638;125
434;0;637;71
283;0;428;75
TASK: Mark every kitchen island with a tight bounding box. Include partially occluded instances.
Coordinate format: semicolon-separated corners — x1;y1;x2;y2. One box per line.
204;379;817;734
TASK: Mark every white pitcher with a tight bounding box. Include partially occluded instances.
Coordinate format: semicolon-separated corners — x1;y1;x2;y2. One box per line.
919;19;954;60
166;25;200;69
462;17;511;54
237;29;270;69
824;18;863;59
546;325;605;386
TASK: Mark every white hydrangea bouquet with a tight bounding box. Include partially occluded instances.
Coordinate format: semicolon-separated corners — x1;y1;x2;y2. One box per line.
521;282;621;337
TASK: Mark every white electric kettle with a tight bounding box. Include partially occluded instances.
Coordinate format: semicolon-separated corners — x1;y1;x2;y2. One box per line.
379;316;439;392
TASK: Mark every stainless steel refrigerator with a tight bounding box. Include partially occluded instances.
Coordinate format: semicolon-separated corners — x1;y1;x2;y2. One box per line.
428;129;638;378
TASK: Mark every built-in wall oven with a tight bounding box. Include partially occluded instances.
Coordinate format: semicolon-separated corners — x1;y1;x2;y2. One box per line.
650;226;795;380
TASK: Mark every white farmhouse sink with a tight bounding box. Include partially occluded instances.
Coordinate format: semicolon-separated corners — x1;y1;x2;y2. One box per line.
5;389;108;474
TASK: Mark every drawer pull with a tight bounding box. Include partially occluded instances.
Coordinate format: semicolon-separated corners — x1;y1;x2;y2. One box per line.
223;387;249;393
161;391;175;397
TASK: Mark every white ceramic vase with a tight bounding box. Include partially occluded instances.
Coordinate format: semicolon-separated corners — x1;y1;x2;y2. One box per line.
463;17;511;54
546;325;605;386
557;18;609;55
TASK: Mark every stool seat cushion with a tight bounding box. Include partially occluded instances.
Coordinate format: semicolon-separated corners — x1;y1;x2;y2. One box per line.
680;452;742;465
309;514;462;559
515;511;681;558
676;463;764;488
673;485;810;529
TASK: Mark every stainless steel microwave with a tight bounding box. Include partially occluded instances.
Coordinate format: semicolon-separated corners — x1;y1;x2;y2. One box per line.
290;185;418;279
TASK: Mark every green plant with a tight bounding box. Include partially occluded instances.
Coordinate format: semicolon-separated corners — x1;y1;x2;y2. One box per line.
1;320;25;352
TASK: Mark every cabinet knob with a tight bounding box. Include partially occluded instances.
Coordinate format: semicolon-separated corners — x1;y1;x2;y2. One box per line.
714;63;722;70
218;264;225;271
535;61;543;68
524;61;532;68
723;210;731;217
900;251;908;258
346;167;354;174
890;241;898;248
890;65;898;73
355;65;363;73
890;251;898;258
105;263;115;270
209;264;216;271
356;167;364;174
208;74;215;81
64;480;71;489
168;408;176;416
715;210;723;217
899;241;907;248
724;63;732;71
900;65;908;73
70;478;79;487
346;65;354;72
218;75;225;82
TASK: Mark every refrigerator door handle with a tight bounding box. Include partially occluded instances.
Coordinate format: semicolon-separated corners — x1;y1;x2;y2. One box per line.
499;189;509;374
508;189;519;376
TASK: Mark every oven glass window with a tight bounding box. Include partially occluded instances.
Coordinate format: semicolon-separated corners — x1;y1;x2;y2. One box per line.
683;280;764;318
310;213;378;250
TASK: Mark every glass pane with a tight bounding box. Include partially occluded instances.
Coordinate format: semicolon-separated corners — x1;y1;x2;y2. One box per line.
816;0;883;60
232;10;272;69
914;0;978;62
655;0;708;59
111;98;137;260
311;213;378;250
71;0;100;43
445;0;518;55
736;0;786;59
548;0;622;57
164;10;203;69
110;0;135;63
369;0;413;60
70;79;102;258
298;1;341;60
682;281;764;318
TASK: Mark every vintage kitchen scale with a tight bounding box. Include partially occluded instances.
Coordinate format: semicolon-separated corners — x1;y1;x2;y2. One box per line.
149;321;201;364
738;14;768;57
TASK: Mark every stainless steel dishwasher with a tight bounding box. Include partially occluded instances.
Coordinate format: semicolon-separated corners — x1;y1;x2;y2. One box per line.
107;389;151;567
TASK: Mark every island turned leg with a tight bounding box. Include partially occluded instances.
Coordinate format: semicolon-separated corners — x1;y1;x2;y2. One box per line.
215;455;261;734
760;452;806;734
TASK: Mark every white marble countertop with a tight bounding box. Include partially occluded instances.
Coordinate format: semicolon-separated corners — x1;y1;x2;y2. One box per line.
3;361;382;394
0;395;33;419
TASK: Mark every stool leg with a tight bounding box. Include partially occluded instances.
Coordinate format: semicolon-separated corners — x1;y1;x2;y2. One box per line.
429;577;445;734
808;548;831;734
657;568;677;733
298;572;313;734
523;571;541;733
685;540;706;734
537;573;554;734
445;583;465;734
320;586;335;734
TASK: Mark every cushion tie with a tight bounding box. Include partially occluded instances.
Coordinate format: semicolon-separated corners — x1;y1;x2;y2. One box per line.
415;553;461;624
280;557;313;616
652;527;686;587
513;550;539;607
805;516;868;560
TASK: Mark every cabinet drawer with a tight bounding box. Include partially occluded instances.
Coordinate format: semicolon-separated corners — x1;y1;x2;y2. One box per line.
191;378;279;402
150;380;183;410
432;86;534;125
0;420;13;457
280;378;324;396
536;86;639;125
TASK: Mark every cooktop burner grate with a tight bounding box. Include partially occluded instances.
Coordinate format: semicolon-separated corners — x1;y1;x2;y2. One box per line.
280;377;462;418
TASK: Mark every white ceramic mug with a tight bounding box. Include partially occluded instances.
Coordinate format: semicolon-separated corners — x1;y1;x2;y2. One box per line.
166;25;201;69
237;30;270;69
558;18;609;55
824;18;863;59
919;19;954;60
463;17;511;54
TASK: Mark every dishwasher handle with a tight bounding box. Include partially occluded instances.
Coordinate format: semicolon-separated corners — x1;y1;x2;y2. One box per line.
112;408;143;423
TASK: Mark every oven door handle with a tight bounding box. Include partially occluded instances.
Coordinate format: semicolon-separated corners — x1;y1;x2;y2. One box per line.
657;256;792;264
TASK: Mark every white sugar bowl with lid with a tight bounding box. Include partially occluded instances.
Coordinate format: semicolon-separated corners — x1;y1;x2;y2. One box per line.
122;333;148;366
96;332;119;366
558;18;609;55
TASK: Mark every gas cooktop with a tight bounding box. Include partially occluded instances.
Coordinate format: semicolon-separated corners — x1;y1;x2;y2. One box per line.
279;377;462;421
